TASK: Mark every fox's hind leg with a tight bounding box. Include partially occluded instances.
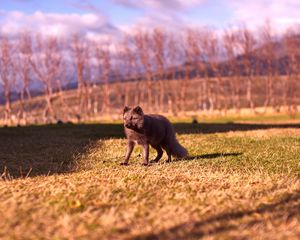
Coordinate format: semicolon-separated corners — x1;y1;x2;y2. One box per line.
150;145;163;163
166;148;172;163
162;144;172;163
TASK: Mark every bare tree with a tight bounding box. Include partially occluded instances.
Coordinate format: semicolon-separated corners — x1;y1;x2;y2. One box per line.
16;31;33;124
283;28;300;113
95;41;111;113
223;29;241;112
134;30;153;111
55;38;74;120
152;28;166;112
166;33;180;115
120;35;139;107
205;29;227;112
237;26;257;112
185;28;201;112
71;34;91;120
260;22;277;111
30;34;63;123
0;35;16;125
198;29;215;112
177;30;195;113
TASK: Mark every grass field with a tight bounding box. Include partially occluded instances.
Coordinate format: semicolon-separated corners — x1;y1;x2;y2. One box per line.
0;116;299;239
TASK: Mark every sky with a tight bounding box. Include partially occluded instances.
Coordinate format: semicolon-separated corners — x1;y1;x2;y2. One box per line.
1;0;300;40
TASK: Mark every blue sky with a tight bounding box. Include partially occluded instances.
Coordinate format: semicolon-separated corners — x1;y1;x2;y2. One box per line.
1;0;300;38
1;0;232;27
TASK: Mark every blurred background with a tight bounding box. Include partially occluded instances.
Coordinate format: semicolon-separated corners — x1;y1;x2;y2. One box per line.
0;0;299;125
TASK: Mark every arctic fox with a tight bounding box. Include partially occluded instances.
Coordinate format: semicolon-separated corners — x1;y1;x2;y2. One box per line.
121;106;188;166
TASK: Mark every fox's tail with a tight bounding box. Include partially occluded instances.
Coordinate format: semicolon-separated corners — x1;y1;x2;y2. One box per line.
171;138;188;158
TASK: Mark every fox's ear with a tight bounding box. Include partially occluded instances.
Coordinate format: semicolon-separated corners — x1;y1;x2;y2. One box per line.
123;106;130;114
133;106;143;115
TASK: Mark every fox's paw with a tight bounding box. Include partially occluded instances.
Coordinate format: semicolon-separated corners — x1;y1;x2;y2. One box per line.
150;159;159;164
120;162;129;166
142;163;149;166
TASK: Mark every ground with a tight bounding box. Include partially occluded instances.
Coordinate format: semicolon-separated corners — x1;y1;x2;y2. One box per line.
0;115;299;239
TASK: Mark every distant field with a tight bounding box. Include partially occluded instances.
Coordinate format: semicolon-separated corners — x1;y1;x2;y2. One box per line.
0;116;299;239
1;75;299;125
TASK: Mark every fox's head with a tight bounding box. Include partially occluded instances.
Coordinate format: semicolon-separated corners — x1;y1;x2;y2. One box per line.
123;106;144;130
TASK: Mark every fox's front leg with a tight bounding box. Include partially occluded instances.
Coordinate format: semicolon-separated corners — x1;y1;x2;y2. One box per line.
121;141;135;165
142;144;149;166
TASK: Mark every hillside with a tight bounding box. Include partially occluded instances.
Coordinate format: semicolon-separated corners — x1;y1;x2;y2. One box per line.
1;75;300;126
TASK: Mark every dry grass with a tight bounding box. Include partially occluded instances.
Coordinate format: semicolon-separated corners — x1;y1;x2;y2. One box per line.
0;119;299;239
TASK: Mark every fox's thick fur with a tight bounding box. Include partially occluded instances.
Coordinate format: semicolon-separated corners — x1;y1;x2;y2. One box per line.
121;106;188;166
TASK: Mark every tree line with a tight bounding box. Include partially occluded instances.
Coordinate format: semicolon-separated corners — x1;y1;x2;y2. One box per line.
0;24;299;125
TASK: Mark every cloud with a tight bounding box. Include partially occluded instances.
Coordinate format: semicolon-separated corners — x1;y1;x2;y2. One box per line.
226;0;300;32
2;0;300;43
0;10;119;39
69;0;103;14
111;0;206;11
114;0;208;35
115;0;300;34
119;12;187;34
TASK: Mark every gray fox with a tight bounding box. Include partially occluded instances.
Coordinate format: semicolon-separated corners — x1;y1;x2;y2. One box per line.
121;106;188;166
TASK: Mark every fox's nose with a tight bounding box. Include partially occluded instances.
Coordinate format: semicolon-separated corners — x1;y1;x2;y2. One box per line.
125;123;130;128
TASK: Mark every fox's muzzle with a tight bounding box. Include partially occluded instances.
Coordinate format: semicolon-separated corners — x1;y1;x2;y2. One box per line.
125;123;133;128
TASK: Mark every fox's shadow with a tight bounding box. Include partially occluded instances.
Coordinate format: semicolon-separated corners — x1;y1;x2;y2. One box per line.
174;152;242;161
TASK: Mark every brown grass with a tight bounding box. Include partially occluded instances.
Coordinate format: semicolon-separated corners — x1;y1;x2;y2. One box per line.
0;123;299;239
